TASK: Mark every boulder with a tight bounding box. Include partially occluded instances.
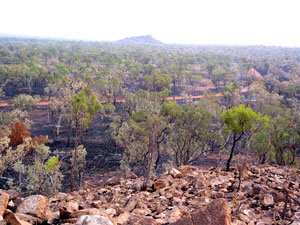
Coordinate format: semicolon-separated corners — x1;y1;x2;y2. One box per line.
169;168;183;179
126;214;160;225
153;179;169;191
166;207;182;223
65;201;79;214
103;208;117;217
237;213;250;223
105;176;121;186
16;212;43;224
115;212;130;224
178;165;199;177
4;190;19;201
125;197;139;212
173;198;231;225
0;193;9;217
261;194;274;207
47;210;60;224
170;215;193;225
70;208;105;218
16;195;47;219
75;215;114;225
242;209;256;221
3;210;31;225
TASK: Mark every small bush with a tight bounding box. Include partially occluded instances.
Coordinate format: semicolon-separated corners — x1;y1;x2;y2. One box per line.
8;122;30;147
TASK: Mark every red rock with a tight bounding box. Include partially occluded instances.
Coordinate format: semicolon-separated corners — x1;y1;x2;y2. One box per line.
3;210;31;225
170;215;193;225
261;194;274;207
0;193;9;217
169;168;183;179
16;195;47;219
75;215;114;225
153;179;169;191
4;190;19;200
173;198;231;225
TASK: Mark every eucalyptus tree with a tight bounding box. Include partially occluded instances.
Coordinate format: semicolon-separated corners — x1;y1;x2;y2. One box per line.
112;101;167;189
221;105;268;171
68;88;102;191
161;101;213;166
221;82;244;109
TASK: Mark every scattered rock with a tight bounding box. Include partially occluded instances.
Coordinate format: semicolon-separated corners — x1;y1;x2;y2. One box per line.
1;165;299;224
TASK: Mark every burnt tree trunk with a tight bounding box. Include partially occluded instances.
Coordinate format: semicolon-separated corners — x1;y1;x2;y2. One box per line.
226;133;243;171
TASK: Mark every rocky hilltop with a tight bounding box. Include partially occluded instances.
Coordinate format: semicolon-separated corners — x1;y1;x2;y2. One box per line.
118;35;163;45
0;165;300;225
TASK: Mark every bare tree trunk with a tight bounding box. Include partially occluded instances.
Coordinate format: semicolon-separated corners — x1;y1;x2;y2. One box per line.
226;136;236;171
56;115;62;137
142;135;155;190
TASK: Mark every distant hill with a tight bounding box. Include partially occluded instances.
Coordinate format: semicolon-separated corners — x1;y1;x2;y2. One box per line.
118;35;163;45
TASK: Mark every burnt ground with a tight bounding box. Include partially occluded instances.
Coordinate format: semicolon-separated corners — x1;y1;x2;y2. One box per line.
23;106;224;191
5;105;297;192
26;106;123;189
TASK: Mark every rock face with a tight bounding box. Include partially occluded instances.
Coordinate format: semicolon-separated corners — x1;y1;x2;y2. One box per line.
16;195;47;219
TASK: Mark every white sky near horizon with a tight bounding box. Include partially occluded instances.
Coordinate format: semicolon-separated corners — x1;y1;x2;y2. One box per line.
0;0;300;47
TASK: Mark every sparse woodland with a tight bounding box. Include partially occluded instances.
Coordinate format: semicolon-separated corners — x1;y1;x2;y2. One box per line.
1;37;300;224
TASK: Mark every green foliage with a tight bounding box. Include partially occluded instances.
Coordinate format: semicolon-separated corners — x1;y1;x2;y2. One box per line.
267;113;300;166
45;156;60;174
102;103;115;115
20;143;63;195
221;104;268;170
10;94;39;111
70;145;87;182
3;38;300;184
112;103;167;177
221;105;267;134
161;100;184;122
69;89;102;130
223;82;239;94
142;73;171;92
0;130;63;195
95;76;122;103
163;102;213;166
250;130;274;163
0;136;24;177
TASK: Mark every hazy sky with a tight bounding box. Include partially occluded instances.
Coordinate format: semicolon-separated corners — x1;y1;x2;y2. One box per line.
1;0;300;46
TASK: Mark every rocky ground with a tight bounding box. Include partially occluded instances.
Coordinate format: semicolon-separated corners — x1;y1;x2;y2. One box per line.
1;164;300;225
